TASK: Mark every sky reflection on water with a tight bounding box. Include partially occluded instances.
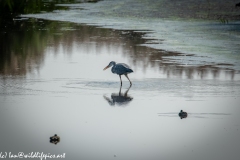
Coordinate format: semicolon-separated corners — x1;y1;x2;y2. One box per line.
22;0;240;71
0;19;238;80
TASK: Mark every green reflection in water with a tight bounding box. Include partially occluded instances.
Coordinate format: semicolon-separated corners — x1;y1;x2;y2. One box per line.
0;0;78;28
0;19;73;75
0;0;77;15
0;0;237;79
0;0;99;76
0;17;236;80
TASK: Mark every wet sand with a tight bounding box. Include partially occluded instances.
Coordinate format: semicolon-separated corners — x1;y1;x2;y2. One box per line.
1;1;240;160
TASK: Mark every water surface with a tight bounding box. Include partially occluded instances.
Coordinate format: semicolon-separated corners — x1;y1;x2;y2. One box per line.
22;0;240;70
1;1;240;160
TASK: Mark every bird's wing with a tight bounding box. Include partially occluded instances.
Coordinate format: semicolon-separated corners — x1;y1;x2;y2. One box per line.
117;63;132;69
114;63;133;74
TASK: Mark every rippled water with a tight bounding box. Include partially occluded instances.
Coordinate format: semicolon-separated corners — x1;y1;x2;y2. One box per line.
1;1;240;160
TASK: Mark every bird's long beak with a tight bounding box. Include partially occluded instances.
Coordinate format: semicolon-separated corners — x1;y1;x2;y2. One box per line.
103;65;110;70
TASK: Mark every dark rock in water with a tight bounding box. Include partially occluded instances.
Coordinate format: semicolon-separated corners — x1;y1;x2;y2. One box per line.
236;3;240;7
50;134;60;145
179;110;188;119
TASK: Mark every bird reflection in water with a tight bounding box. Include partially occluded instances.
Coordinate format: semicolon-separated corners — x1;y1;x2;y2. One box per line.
104;85;133;106
50;134;60;145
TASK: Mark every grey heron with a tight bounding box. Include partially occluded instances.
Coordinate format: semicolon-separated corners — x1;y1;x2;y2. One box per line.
103;61;133;85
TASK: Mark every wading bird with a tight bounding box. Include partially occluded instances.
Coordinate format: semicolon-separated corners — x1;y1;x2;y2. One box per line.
103;61;133;85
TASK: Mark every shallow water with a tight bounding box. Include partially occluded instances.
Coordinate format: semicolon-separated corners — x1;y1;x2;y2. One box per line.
1;19;240;160
22;0;240;70
1;1;240;160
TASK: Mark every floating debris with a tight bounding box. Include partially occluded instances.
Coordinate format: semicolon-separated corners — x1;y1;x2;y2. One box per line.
50;134;60;145
179;110;188;119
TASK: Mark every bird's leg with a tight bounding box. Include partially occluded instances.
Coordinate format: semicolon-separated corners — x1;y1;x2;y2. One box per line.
119;75;122;86
124;85;132;97
119;85;122;95
124;74;132;86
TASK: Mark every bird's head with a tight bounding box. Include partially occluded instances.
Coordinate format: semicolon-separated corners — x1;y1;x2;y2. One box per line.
103;61;116;70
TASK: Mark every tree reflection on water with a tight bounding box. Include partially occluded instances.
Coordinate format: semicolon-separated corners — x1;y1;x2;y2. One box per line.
0;0;237;79
0;19;64;75
0;18;236;79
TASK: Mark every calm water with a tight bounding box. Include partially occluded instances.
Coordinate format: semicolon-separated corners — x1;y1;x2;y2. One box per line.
1;1;240;160
23;0;240;70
